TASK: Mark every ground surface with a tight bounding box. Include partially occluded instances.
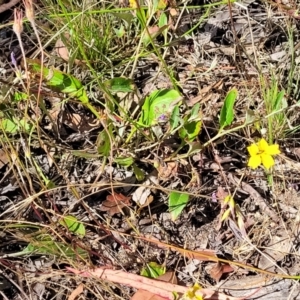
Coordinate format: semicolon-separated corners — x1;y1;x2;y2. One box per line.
1;0;300;299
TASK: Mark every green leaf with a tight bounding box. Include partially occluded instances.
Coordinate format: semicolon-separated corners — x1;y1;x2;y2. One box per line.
132;163;145;181
1;118;18;133
136;6;147;29
274;90;285;110
158;12;168;28
168;192;189;221
141;262;166;278
71;150;100;159
1;117;32;134
46;180;56;189
188;103;201;121
140;89;182;126
179;120;201;141
114;156;134;167
13;91;28;102
158;12;168;40
104;77;136;93
27;59;88;104
97;129;111;156
114;24;125;38
23;241;88;259
188;142;202;155
219;88;238;129
111;13;135;25
0;231;88;259
19;119;33;132
170;105;180;130
59;215;86;238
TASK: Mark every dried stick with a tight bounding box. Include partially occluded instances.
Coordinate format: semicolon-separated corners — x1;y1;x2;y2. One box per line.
0;0;20;13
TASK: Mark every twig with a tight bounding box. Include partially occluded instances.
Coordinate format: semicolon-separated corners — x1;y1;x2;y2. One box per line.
0;0;20;13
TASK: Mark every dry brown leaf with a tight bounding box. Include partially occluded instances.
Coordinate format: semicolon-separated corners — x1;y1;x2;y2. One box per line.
62;109;101;133
99;193;131;216
186;80;223;106
169;8;178;16
157;161;178;180
55;34;84;65
209;262;234;282
147;26;160;36
55;38;70;61
0;149;10;169
138;195;154;210
132;186;151;206
68;283;84;300
187;93;212;106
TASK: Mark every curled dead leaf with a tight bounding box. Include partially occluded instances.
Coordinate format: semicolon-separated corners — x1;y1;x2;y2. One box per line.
99;193;131;216
208;262;234;282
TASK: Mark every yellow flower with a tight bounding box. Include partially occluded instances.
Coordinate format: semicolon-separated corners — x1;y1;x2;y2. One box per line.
129;0;137;8
183;283;203;300
247;138;280;170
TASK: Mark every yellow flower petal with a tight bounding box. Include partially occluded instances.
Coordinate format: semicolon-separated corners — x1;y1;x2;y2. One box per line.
248;155;261;169
184;283;203;300
264;144;280;156
261;153;275;169
224;195;233;204
221;208;231;221
258;138;269;151
247;144;259;156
